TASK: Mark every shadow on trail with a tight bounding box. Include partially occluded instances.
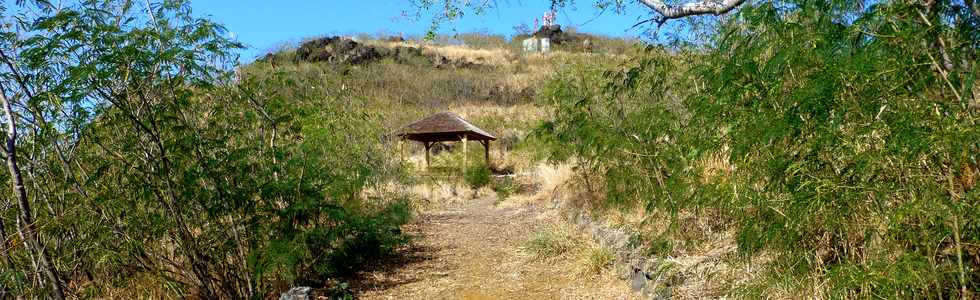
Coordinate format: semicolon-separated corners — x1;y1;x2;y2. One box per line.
346;233;446;295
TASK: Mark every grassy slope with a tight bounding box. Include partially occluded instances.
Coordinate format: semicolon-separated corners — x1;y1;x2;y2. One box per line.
246;36;635;174
532;11;980;298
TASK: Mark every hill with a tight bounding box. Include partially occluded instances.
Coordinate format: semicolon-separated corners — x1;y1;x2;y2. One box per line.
2;1;975;297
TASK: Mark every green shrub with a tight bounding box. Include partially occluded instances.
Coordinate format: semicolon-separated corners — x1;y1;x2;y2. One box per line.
491;176;521;201
465;164;492;190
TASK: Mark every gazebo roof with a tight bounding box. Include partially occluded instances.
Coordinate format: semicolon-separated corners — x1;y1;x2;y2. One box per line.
396;111;496;142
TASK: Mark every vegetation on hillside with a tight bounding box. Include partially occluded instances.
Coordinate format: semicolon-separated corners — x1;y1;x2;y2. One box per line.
538;0;978;297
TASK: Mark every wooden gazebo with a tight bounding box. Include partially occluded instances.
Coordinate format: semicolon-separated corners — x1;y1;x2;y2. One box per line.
395;112;496;168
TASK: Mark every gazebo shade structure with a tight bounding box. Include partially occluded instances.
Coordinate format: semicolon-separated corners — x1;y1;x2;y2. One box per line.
395;112;496;168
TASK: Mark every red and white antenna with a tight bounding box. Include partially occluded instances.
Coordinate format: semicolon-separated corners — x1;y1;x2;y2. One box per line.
542;10;557;27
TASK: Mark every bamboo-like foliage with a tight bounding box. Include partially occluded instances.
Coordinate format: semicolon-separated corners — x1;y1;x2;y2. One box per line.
0;1;410;298
540;0;978;297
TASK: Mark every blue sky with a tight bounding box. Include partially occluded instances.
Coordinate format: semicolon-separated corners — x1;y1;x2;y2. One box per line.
190;1;655;61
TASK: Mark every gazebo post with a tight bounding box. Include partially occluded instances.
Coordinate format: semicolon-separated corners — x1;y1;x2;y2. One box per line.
482;140;490;166
424;141;432;168
461;135;468;171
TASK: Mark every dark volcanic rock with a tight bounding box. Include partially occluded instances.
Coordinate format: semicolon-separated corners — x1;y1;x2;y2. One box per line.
295;36;383;64
384;36;406;43
533;25;563;39
291;36;492;70
532;25;582;46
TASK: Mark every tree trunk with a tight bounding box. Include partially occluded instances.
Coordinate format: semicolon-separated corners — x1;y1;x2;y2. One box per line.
0;87;65;299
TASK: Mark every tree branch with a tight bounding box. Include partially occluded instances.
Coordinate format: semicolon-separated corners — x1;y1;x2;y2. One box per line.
637;0;746;19
966;0;980;21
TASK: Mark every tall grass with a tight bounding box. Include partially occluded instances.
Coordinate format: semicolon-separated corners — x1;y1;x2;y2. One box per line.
522;227;577;260
577;245;616;276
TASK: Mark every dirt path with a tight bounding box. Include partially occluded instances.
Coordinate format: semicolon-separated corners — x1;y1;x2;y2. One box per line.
351;196;637;300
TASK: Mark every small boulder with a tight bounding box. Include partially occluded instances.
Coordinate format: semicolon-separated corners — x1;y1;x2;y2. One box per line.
279;286;312;300
630;267;647;291
384;36;406;43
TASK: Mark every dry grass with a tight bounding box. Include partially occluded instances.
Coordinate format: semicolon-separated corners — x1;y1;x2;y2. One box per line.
521;224;578;260
520;221;620;279
377;149;499;211
698;145;735;183
660;231;740;298
449;103;548;129
532;163;576;200
584;205;783;299
424;44;513;66
576;244;616;277
482;156;774;299
369;41;514;67
497;162;576;208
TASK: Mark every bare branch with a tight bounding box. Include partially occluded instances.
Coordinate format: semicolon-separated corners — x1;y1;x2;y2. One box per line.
637;0;746;19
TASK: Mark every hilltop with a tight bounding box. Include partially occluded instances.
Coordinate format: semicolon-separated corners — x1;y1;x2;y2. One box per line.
243;32;637;134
